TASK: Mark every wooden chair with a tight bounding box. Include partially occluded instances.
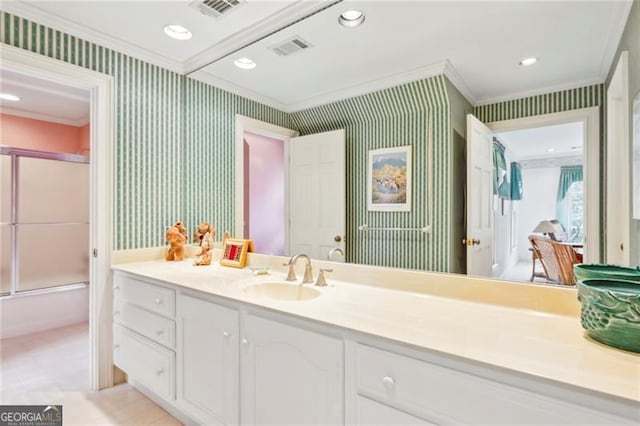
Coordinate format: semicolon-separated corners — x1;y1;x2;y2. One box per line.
528;235;579;285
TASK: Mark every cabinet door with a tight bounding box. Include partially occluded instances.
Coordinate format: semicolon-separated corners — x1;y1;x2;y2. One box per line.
241;314;344;425
176;294;239;425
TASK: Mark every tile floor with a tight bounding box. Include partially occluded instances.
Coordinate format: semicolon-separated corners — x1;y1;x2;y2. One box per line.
0;322;181;425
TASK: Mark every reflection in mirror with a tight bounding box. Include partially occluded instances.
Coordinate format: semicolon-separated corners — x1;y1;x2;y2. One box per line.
188;1;615;286
491;123;584;285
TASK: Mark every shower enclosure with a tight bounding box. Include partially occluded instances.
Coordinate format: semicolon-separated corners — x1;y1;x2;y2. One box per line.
1;147;89;296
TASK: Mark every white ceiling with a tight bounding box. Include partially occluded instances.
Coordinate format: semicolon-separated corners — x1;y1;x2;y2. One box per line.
3;0;632;112
2;0;331;73
496;122;583;161
0;69;90;126
195;0;631;110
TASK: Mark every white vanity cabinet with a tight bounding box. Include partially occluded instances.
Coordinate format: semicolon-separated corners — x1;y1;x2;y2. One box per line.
112;273;177;402
111;269;637;426
176;293;240;425
350;343;634;425
240;313;344;425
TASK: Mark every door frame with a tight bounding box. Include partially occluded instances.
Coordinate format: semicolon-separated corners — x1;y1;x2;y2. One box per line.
485;106;600;264
606;51;630;265
234;115;299;249
1;44;114;390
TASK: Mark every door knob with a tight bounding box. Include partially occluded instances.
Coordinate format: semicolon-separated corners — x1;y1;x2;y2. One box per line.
334;235;342;242
462;238;481;246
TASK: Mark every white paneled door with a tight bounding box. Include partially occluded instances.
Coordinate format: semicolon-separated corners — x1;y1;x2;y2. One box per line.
289;129;345;261
466;114;494;277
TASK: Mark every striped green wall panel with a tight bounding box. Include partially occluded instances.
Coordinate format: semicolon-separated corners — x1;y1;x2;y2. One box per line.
182;78;290;241
1;11;457;271
291;76;452;271
474;84;606;257
0;11;289;250
473;85;604;123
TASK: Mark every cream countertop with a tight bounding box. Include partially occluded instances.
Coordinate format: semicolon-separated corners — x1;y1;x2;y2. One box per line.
111;256;640;404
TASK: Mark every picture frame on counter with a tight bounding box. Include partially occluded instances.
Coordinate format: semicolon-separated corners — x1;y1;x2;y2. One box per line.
220;238;252;268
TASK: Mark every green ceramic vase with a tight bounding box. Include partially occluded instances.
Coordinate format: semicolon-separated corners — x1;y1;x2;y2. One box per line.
577;279;640;353
574;264;640;283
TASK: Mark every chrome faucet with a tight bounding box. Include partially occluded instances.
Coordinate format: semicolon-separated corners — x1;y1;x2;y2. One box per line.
284;254;314;284
327;247;344;261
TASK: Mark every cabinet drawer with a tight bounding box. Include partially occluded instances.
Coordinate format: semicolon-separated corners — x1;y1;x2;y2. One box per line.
356;396;434;425
113;323;175;401
114;301;175;348
113;274;175;318
355;344;626;424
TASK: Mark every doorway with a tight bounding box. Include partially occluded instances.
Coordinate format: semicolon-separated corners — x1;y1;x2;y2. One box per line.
465;107;600;284
492;122;584;283
1;44;113;390
243;131;287;255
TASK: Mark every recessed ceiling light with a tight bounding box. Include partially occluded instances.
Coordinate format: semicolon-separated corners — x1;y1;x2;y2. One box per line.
163;24;192;41
234;57;256;70
519;57;538;66
0;93;20;102
339;10;365;27
546;148;556;153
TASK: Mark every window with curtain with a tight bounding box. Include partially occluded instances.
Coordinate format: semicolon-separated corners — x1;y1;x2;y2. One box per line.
556;165;583;242
510;161;523;200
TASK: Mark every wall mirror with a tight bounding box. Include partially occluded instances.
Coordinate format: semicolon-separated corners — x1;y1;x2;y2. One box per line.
186;0;619;288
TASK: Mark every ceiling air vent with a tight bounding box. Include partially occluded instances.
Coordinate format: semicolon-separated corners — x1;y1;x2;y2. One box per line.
189;0;244;18
270;36;312;57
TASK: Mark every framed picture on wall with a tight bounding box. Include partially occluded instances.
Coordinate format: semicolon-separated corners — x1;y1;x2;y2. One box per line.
633;89;640;219
367;145;412;212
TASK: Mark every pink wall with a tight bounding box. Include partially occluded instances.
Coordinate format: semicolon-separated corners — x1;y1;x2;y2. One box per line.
244;131;285;256
1;113;89;155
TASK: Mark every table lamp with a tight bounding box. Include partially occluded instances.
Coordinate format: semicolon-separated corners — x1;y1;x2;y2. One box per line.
533;220;559;241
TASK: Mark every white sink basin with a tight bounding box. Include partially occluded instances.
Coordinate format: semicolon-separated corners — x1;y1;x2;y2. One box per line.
243;282;321;301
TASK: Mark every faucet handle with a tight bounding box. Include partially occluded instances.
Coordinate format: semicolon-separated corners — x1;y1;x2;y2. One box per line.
283;263;297;281
315;268;333;287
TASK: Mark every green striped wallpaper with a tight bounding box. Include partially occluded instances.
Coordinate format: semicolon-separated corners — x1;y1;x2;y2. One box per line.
291;76;452;271
182;78;289;241
474;85;604;123
474;84;606;257
0;11;289;250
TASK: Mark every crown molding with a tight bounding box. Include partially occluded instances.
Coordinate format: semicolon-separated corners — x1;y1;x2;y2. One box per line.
474;77;604;107
285;61;449;112
2;75;90;103
195;60;477;113
1;107;90;127
1;1;185;73
183;0;342;74
188;72;288;112
598;0;633;83
442;60;477;105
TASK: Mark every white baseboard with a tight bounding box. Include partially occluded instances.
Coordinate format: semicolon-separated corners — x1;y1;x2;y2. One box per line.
0;285;89;339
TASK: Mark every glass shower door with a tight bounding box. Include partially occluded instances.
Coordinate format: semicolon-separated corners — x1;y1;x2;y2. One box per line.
15;156;90;292
1;150;89;296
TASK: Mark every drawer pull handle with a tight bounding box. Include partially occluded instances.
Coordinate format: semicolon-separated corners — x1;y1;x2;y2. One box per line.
155;298;162;305
241;338;248;345
156;330;164;336
223;331;231;338
156;368;165;376
114;285;120;290
114;310;120;316
114;344;120;350
382;376;395;389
